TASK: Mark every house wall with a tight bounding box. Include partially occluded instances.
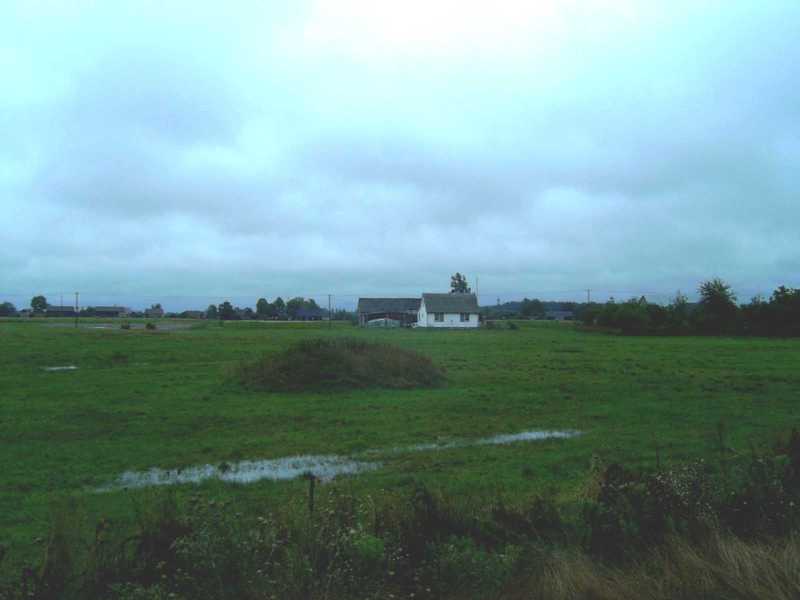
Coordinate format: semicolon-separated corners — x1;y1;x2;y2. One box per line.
417;300;479;328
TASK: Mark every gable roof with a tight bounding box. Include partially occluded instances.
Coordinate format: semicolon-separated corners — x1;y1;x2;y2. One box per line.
422;293;479;314
357;298;421;314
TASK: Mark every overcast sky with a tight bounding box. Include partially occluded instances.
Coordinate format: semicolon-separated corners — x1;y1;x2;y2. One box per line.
2;1;799;309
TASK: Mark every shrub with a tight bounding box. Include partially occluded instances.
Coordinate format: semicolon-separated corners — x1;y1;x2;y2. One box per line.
120;322;131;330
236;338;445;392
145;322;157;331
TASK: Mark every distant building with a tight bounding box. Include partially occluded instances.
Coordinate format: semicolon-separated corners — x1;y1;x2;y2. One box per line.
89;306;131;318
356;298;421;327
295;307;325;321
417;293;480;328
356;293;480;328
45;305;77;317
144;306;164;318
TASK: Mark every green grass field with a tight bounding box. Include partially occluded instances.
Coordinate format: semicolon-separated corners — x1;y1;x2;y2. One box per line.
2;318;799;568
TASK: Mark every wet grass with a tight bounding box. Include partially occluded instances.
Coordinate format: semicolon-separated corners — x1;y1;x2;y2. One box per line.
1;317;799;573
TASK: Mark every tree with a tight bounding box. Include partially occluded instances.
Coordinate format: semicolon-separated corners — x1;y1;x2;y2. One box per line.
31;295;47;313
666;291;691;333
766;286;800;336
450;273;471;294
217;301;236;320
273;297;286;318
285;297;305;319
695;278;739;333
521;298;545;318
206;304;218;319
256;298;270;318
0;302;17;316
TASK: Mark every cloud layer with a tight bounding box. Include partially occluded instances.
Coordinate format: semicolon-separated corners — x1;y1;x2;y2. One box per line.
2;1;799;309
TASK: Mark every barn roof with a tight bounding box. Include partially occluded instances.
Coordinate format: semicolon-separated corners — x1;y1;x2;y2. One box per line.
357;298;421;314
422;293;479;313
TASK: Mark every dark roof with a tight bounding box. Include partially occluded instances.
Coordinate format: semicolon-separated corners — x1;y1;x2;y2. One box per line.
296;306;324;318
357;298;421;314
91;306;128;312
46;305;76;313
422;293;479;313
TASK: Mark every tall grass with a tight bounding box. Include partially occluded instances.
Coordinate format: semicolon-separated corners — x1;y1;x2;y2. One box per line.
508;533;800;600
236;338;446;391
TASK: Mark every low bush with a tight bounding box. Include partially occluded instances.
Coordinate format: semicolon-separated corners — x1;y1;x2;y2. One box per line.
144;323;156;331
236;338;445;392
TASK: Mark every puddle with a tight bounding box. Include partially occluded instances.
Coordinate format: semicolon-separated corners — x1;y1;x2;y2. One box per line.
42;365;78;372
98;429;580;491
99;455;379;491
477;430;579;445
394;429;580;453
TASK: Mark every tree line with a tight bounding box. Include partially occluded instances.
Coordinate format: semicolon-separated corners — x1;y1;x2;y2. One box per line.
207;297;353;321
0;295;356;322
578;278;800;336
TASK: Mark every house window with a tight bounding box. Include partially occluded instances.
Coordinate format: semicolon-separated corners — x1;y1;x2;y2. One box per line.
434;312;444;322
460;313;470;322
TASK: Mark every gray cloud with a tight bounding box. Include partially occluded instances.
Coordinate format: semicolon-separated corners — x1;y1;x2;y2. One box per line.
1;1;799;309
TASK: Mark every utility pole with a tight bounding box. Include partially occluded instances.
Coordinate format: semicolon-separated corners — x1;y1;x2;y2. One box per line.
586;289;591;304
74;292;79;328
328;294;332;329
475;277;479;300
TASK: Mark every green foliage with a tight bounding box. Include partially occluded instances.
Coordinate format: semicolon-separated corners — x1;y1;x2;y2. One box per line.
204;304;217;320
255;297;269;317
0;302;16;317
577;303;600;326
520;298;544;318
236;338;445;391
217;301;235;320
665;291;691;333
144;322;156;331
30;295;47;313
450;272;471;294
741;286;800;337
284;297;319;319
694;278;739;334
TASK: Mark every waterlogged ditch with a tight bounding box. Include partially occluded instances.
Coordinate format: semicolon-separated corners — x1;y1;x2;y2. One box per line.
99;429;580;491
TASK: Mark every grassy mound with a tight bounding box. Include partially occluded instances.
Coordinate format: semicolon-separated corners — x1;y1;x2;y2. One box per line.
236;337;445;391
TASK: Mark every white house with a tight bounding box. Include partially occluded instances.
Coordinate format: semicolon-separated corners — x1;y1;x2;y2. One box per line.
416;293;480;328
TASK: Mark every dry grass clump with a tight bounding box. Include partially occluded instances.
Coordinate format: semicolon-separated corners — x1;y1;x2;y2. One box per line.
236;337;445;392
504;533;800;600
